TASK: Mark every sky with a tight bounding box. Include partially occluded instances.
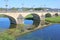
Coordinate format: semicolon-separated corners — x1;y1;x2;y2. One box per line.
0;0;60;8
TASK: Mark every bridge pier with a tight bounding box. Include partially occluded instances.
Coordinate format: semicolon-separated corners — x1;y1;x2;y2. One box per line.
14;18;24;24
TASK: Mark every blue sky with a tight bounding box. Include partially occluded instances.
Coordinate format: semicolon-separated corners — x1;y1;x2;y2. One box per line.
0;0;60;8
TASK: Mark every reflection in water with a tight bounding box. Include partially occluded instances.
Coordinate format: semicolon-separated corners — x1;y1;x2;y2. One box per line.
24;20;33;25
0;18;34;32
16;24;60;40
0;18;10;32
24;20;33;28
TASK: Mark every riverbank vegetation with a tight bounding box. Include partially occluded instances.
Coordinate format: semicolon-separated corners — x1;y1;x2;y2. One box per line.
0;28;25;40
0;24;36;40
0;24;25;40
0;29;16;40
45;16;60;23
25;14;33;19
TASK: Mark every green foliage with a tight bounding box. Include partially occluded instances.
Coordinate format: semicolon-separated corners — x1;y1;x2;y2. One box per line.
45;16;60;23
34;8;44;10
0;8;47;11
0;15;7;17
17;24;24;32
25;14;33;18
0;27;24;40
0;32;15;40
45;13;51;18
55;13;58;16
11;7;19;10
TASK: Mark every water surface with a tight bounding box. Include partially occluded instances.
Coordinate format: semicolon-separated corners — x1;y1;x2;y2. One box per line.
0;18;33;32
16;24;60;40
24;20;33;25
0;18;10;32
0;18;60;40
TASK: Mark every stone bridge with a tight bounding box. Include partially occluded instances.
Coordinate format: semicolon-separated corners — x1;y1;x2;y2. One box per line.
0;11;60;27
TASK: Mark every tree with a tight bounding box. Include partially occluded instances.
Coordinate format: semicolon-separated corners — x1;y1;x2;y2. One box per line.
34;8;44;10
11;7;18;10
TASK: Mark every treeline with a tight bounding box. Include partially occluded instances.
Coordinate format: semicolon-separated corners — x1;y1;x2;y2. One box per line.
0;7;48;11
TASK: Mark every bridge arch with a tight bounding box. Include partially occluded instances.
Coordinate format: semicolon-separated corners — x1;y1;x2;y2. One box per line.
55;13;58;16
0;14;17;28
25;13;40;27
45;13;52;18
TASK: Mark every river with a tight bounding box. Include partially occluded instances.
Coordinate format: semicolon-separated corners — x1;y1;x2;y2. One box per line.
0;18;10;32
0;18;60;40
0;18;33;32
16;24;60;40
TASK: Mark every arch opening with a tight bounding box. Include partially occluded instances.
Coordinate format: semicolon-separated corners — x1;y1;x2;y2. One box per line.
0;14;17;29
45;13;51;18
24;13;40;29
55;13;58;16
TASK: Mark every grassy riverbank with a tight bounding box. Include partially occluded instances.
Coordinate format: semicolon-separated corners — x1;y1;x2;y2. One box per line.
0;28;37;40
0;24;50;40
45;16;60;23
0;24;36;40
0;24;24;40
0;28;28;40
0;25;51;40
0;29;16;40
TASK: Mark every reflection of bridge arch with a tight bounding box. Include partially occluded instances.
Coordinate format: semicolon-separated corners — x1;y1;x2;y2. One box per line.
32;13;40;27
25;13;40;27
0;14;17;28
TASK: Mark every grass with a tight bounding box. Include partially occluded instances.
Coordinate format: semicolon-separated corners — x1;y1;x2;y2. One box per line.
0;28;25;40
0;34;15;40
45;16;60;23
0;23;38;40
25;14;33;18
0;15;7;17
0;29;16;40
0;24;25;40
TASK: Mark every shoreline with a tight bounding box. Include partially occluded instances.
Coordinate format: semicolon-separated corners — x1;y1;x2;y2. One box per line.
16;23;52;38
0;23;58;39
0;23;59;39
